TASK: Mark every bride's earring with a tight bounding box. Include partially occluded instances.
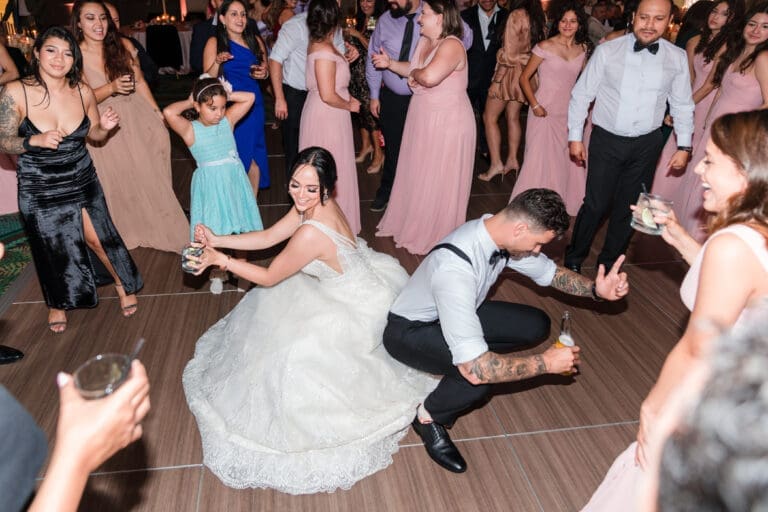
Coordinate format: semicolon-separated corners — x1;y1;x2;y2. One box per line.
323;192;329;202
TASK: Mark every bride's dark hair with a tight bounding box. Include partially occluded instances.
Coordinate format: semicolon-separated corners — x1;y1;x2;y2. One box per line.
291;147;337;205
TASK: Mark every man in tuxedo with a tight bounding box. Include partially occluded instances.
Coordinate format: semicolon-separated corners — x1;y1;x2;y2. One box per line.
565;0;694;274
461;0;506;158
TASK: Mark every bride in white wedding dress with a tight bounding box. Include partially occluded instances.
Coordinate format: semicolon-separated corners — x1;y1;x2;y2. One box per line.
182;147;437;494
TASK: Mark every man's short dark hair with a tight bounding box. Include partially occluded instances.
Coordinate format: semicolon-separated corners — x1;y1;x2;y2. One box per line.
504;189;570;237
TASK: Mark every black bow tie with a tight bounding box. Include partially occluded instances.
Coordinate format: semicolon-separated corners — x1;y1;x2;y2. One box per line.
489;249;509;266
633;41;659;54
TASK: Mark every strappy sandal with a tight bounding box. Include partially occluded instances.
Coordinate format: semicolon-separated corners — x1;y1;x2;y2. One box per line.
48;321;67;333
115;284;138;318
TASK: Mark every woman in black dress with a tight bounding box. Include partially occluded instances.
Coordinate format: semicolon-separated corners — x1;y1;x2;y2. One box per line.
0;27;142;333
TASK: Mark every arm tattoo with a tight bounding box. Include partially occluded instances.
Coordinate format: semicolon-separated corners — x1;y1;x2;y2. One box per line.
469;352;548;384
0;91;24;154
551;267;593;297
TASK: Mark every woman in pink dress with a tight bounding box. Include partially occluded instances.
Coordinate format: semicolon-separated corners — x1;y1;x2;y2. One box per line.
299;0;361;235
652;0;742;229
511;1;591;215
668;5;768;242
580;109;768;511
373;0;476;255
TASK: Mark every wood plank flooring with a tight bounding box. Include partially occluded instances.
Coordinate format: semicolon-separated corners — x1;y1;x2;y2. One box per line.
0;123;690;511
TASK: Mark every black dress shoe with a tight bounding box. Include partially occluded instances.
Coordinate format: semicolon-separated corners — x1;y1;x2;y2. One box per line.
565;263;581;274
0;345;24;365
411;417;467;473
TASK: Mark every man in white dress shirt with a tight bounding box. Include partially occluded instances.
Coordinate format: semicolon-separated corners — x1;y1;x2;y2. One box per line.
564;0;694;274
384;189;630;473
269;2;357;175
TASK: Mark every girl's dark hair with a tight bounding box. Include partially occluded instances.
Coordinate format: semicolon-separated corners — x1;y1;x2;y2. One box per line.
713;0;768;87
24;27;83;105
307;0;341;42
187;77;227;120
424;0;463;39
506;0;546;48
70;0;133;81
216;0;265;64
708;109;768;234
695;0;744;63
291;146;337;204
355;0;386;32
547;0;593;59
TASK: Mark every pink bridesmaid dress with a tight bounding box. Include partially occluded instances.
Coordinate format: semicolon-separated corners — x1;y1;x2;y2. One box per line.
511;44;587;215
299;50;361;235
652;52;716;232
376;36;476;254
671;64;764;241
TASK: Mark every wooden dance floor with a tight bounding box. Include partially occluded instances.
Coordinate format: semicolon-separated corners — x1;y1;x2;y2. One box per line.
0;127;689;511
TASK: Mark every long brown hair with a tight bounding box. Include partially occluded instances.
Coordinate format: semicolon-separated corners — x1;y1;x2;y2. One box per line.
708;109;768;235
712;0;768;87
70;0;133;81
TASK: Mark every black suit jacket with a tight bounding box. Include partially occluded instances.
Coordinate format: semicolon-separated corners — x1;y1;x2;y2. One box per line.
461;5;508;95
190;17;260;75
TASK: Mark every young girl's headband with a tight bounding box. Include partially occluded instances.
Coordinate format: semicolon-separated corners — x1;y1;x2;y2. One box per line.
195;73;234;102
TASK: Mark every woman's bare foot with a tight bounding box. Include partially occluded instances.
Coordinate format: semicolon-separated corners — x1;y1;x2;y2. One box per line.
48;309;68;333
115;284;138;318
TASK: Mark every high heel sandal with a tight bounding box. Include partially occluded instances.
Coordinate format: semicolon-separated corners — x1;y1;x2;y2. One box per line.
366;159;384;174
355;146;373;163
48;310;67;333
115;284;138;317
478;166;517;182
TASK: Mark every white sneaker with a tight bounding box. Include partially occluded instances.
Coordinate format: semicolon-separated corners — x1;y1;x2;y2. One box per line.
209;277;224;295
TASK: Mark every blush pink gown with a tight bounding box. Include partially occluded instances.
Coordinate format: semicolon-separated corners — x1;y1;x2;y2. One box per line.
511;44;587;215
376;36;476;255
663;63;764;241
581;224;768;511
299;50;360;235
652;52;716;236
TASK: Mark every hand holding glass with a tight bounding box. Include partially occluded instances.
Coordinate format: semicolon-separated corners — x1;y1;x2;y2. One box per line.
631;193;673;235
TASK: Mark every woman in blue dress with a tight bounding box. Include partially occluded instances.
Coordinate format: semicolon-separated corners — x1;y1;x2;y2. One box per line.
203;0;271;194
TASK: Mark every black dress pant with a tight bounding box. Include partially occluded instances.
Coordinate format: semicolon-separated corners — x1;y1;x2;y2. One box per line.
564;125;665;270
282;84;308;179
383;301;550;426
374;87;411;204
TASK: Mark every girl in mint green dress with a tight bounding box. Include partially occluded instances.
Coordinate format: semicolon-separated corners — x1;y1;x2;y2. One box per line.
164;77;263;242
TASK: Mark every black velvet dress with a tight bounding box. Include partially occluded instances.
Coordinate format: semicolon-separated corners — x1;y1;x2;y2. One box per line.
16;86;142;310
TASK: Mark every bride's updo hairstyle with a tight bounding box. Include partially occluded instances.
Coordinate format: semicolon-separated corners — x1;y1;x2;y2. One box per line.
291;146;337;205
708;109;768;234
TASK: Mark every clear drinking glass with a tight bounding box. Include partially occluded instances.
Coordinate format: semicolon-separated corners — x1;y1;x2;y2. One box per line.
631;192;673;235
74;353;131;399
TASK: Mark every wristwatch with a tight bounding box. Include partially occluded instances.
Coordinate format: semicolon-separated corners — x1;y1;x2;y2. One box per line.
677;146;692;153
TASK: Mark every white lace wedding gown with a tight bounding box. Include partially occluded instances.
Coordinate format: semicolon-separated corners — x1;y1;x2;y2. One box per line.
183;220;437;494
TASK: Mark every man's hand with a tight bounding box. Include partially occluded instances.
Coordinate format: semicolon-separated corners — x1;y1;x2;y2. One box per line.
370;98;380;118
668;149;690;171
541;344;581;374
569;141;586;166
274;98;288;120
594;254;628;300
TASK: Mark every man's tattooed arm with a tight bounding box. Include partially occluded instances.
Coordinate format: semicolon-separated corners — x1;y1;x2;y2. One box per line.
458;351;548;385
0;90;24;154
550;266;593;297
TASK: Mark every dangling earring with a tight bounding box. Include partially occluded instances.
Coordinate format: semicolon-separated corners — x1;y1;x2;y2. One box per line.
322;192;329;202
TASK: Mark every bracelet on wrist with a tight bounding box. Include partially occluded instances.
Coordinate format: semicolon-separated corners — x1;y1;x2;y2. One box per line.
677;146;692;153
591;282;604;302
531;104;542;111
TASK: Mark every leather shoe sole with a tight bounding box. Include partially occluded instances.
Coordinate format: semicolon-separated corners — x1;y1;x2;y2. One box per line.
411;417;467;473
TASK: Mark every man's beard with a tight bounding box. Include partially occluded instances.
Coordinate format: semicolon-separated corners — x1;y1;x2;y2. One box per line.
389;0;414;18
